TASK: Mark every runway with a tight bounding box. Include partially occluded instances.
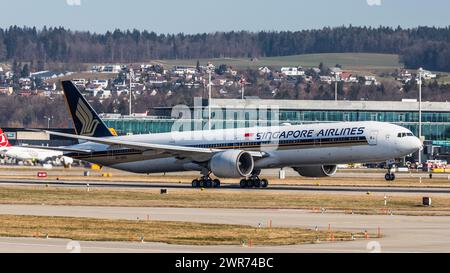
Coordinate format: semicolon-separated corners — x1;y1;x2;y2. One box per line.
0;205;449;253
1;178;450;195
1;169;450;253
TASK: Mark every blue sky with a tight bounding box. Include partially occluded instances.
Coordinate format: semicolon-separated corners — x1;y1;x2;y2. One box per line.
0;0;448;33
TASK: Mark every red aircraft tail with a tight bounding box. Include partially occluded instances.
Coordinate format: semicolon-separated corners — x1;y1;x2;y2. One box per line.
0;128;12;148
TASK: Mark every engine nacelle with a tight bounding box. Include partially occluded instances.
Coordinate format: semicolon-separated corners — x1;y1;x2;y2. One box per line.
210;150;254;178
293;165;337;177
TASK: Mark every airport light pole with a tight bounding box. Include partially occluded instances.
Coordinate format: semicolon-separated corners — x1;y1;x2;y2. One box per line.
129;67;133;116
208;69;212;130
241;81;244;100
418;68;423;165
44;115;52;129
206;63;214;131
240;77;246;100
334;73;340;101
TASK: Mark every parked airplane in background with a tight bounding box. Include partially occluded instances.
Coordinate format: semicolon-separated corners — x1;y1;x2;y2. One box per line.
30;81;422;188
0;128;73;166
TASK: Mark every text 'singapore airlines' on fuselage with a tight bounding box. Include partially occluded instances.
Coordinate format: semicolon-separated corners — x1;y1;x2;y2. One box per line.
29;81;422;188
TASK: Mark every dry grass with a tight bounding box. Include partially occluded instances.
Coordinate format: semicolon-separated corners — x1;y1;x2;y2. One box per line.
0;186;448;215
154;53;401;70
0;215;362;245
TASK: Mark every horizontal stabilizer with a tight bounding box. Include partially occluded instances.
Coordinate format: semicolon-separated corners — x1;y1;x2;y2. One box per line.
18;145;92;154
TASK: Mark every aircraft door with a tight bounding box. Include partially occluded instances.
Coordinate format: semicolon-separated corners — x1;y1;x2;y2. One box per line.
368;130;378;145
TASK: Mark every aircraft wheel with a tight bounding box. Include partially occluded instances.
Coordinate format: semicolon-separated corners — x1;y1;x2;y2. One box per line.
247;179;254;188
254;179;261;188
213;179;221;188
261;179;269;188
206;180;212;188
385;173;395;181
240;179;247;188
199;179;206;188
192;179;199;188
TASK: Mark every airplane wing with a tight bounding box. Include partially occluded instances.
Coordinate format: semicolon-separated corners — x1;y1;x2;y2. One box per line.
40;130;266;158
18;145;92;154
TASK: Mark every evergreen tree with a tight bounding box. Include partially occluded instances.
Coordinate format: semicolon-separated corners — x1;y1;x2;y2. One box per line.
0;36;6;61
21;64;30;78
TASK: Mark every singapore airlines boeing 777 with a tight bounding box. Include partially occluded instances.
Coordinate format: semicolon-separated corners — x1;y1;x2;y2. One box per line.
28;81;422;188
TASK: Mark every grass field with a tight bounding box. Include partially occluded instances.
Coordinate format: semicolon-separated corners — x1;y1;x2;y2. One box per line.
438;73;450;84
0;215;363;245
0;186;447;216
0;215;366;245
155;53;402;70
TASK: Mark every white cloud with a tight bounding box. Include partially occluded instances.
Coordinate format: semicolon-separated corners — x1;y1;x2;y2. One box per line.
367;0;382;6
66;0;82;6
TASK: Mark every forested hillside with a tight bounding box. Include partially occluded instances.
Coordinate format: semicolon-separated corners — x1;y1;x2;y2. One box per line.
0;26;449;71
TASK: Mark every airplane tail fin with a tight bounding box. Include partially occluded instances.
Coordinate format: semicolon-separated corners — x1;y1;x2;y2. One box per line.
0;128;12;148
61;81;113;137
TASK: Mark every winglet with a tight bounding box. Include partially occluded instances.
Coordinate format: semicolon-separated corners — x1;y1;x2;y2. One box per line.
61;81;113;137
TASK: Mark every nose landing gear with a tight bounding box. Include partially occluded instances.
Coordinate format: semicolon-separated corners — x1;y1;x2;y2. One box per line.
385;172;395;181
385;165;396;181
384;161;396;182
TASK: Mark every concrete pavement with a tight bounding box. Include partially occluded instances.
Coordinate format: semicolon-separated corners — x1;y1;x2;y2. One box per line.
0;205;449;253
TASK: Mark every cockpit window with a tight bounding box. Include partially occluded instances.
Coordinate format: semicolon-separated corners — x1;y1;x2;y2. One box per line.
398;132;414;138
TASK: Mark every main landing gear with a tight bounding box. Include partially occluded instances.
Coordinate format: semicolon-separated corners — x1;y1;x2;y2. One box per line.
240;176;269;188
192;174;221;188
191;170;269;189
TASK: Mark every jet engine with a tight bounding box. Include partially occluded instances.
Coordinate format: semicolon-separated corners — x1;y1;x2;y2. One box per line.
210;150;254;178
292;165;337;177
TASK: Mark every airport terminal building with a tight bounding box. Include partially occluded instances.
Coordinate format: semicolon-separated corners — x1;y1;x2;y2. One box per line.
104;98;449;140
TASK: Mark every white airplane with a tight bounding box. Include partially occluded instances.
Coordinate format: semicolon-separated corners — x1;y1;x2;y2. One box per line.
0;128;73;166
31;81;422;188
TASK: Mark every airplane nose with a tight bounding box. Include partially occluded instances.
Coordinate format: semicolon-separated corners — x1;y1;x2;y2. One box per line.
398;137;422;155
414;137;423;150
409;137;423;153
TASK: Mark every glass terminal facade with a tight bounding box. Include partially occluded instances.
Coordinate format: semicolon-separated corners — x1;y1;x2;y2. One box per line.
103;99;450;142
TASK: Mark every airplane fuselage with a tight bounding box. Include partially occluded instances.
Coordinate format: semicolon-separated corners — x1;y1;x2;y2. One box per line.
1;146;63;163
66;121;421;174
